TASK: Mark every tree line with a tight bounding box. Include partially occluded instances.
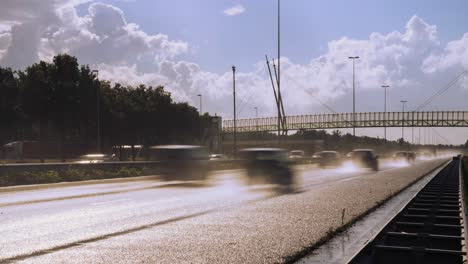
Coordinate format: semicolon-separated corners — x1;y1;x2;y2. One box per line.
225;129;464;156
0;54;209;158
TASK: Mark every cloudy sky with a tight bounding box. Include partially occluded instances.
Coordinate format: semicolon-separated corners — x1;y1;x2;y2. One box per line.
0;0;467;144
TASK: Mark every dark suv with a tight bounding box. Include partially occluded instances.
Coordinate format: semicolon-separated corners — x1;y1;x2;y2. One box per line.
240;148;294;186
393;151;416;164
312;151;342;168
148;145;210;181
346;149;379;171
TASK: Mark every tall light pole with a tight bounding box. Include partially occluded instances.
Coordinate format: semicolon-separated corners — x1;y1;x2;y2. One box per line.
197;94;202;115
92;69;101;153
277;0;280;97
349;56;359;136
254;106;258;145
277;0;282;141
232;66;237;157
401;100;407;142
418;127;421;145
254;106;258;127
381;85;389;140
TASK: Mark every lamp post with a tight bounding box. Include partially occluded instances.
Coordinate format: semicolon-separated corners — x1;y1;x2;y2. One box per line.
254;106;258;145
381;85;389;140
277;0;282;141
401;100;407;142
349;56;359;136
197;94;202;115
92;69;100;153
254;106;258;129
232;66;237;157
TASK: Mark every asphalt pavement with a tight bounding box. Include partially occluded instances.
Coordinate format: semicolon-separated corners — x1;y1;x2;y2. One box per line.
0;159;446;263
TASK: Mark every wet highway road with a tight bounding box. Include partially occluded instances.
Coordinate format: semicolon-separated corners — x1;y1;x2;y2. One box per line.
0;160;445;263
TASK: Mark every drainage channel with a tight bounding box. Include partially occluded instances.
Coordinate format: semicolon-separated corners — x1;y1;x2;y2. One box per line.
349;158;465;264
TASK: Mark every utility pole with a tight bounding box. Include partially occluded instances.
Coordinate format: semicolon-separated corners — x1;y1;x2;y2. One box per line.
254;106;258;145
349;56;359;136
197;94;203;144
381;85;389;140
254;106;258;130
277;0;282;141
92;69;101;153
265;55;282;140
401;100;407;142
418;127;421;145
197;94;202;115
232;66;237;157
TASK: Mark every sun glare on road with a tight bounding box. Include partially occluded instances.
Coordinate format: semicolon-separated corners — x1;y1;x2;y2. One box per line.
384;160;410;168
336;161;360;173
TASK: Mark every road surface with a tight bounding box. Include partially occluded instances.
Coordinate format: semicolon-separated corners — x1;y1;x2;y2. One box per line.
0;159;445;263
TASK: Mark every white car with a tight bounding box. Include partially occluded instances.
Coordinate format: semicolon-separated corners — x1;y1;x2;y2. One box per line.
289;150;305;159
209;154;227;160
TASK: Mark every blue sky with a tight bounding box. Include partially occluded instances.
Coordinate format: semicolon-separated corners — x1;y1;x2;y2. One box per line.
1;0;467;143
83;0;468;73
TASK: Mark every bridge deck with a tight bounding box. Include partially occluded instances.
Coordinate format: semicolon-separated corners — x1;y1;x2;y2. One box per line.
222;111;468;133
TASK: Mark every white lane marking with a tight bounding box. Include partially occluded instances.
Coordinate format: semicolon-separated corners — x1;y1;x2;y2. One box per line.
91;199;131;206
338;176;362;183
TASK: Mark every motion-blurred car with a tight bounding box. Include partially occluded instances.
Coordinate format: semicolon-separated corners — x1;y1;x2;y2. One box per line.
75;153;115;163
417;152;434;160
209;153;227;160
289;150;305;159
240;148;294;186
346;149;379;171
313;151;342;168
148;145;210;181
393;151;416;164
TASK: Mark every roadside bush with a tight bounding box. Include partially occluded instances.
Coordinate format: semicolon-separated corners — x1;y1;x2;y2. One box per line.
14;171;62;185
116;167;143;178
88;169;111;179
0;166;148;187
63;169;91;182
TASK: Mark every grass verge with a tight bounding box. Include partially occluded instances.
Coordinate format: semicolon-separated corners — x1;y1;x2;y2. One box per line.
0;167;145;187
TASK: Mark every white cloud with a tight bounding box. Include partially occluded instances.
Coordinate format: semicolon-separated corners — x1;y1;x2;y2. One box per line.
0;1;188;68
0;1;466;124
223;5;245;16
77;14;466;118
39;3;189;65
0;32;11;57
422;33;468;73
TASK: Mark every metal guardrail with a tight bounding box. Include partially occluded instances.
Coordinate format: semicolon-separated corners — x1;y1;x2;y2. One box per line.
350;158;465;264
0;160;244;177
222;111;468;132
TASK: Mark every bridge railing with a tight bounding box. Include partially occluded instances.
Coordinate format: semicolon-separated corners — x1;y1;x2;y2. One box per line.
222;111;468;132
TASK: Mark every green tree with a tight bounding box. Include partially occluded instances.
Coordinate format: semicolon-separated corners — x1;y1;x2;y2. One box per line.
0;67;22;144
22;61;54;140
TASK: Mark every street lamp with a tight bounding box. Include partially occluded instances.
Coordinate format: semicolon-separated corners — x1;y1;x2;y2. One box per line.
91;69;101;153
197;94;202;115
348;56;359;136
254;106;258;129
381;85;389;140
401;100;407;142
232;65;237;157
254;106;258;144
